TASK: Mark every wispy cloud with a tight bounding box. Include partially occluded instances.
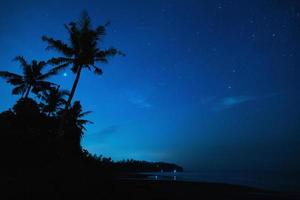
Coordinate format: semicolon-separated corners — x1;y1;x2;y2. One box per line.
211;93;282;111
213;96;257;111
98;125;119;135
83;125;120;142
125;90;152;109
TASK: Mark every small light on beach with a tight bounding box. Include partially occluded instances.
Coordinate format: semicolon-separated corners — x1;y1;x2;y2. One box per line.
155;175;158;180
173;169;177;173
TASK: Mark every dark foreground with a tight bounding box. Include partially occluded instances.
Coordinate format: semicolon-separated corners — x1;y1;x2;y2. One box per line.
2;174;299;200
114;180;299;200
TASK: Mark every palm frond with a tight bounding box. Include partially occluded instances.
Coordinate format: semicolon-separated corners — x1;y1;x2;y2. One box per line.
79;10;91;30
79;111;92;118
59;89;70;96
38;70;58;80
12;84;26;95
44;62;71;78
31;60;46;77
95;48;118;62
37;61;47;71
77;119;93;130
66;23;81;51
95;25;106;37
13;56;29;69
57;99;67;106
0;71;22;80
42;36;73;56
37;93;47;101
71;64;80;73
7;77;23;85
47;57;73;65
32;81;53;94
92;66;103;75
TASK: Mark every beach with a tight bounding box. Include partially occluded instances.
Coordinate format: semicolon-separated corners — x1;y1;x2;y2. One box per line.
111;179;299;200
4;175;298;199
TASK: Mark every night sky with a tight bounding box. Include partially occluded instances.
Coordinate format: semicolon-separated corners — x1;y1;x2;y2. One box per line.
0;0;300;172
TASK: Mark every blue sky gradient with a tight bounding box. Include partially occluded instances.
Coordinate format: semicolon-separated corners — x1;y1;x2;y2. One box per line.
0;0;300;172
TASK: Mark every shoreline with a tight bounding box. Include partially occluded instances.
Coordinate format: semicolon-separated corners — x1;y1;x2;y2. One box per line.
3;172;299;200
112;179;299;200
121;171;300;192
114;172;300;200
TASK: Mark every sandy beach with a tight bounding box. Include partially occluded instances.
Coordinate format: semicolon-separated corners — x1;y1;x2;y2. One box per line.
2;169;299;200
110;180;299;200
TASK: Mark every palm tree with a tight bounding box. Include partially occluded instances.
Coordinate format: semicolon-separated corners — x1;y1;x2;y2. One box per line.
66;101;92;131
0;56;59;99
42;11;124;112
60;101;93;155
39;86;69;116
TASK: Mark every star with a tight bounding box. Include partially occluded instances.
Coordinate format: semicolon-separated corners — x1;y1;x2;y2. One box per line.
63;72;68;77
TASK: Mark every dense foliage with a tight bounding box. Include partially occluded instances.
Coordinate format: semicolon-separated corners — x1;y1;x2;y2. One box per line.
0;98;182;173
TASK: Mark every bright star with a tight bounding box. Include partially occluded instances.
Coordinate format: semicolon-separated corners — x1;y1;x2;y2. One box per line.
63;72;68;77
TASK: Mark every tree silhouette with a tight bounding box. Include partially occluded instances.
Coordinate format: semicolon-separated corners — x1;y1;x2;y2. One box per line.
0;56;59;99
61;101;93;151
39;86;69;116
42;11;123;112
65;101;92;131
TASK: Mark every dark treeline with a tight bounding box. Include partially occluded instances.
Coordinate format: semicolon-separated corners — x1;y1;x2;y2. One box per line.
114;160;183;172
0;98;182;174
86;153;183;172
0;91;182;198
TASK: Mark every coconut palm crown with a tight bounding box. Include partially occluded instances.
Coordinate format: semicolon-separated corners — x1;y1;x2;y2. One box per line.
65;101;92;131
39;86;69;116
0;56;59;99
42;11;124;110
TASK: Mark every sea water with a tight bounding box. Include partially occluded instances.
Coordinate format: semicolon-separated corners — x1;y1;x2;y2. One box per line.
141;171;300;193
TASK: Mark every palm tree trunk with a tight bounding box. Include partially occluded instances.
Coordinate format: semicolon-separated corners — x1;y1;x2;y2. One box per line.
65;66;83;110
58;65;83;136
21;89;25;98
24;85;31;99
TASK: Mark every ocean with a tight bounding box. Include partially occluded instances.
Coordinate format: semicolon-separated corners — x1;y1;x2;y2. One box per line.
141;171;300;193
